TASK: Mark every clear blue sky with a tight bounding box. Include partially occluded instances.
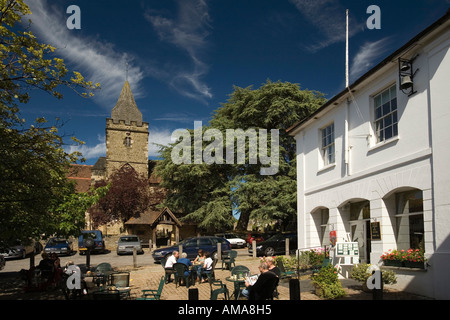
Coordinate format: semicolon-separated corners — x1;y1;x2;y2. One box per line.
20;0;449;165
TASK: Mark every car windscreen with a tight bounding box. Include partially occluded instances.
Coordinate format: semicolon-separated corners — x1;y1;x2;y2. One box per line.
48;239;67;245
119;237;139;242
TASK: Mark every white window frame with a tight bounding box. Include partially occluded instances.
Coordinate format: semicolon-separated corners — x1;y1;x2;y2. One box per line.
320;122;335;167
373;84;398;143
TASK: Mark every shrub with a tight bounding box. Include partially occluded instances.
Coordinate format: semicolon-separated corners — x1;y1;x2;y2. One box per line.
350;264;397;285
311;265;346;299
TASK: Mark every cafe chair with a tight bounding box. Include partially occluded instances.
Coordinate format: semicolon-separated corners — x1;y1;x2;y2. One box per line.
161;257;176;284
137;276;165;300
209;278;229;300
173;263;191;288
93;262;114;286
277;260;297;279
221;250;237;270
230;265;250;298
110;272;131;299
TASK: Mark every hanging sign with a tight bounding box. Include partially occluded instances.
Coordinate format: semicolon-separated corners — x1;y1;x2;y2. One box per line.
330;231;337;246
370;222;382;240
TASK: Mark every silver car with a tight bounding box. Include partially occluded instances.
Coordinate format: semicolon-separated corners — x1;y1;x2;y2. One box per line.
116;235;144;255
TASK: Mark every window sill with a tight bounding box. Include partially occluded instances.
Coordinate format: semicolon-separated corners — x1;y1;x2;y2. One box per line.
317;163;336;174
368;136;399;153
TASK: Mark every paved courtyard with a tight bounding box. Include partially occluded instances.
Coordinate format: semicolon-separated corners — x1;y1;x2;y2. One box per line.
0;252;432;300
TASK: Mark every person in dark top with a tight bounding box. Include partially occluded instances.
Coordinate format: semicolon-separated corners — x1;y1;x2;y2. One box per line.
265;257;281;277
242;262;279;300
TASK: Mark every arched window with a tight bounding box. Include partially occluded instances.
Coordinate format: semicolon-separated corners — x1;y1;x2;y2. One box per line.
312;208;329;247
124;136;132;147
395;189;424;251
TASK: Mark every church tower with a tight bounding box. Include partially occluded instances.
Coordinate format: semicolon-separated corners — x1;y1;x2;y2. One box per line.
105;81;149;178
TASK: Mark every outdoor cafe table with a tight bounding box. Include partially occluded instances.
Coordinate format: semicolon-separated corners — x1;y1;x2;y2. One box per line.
225;276;246;300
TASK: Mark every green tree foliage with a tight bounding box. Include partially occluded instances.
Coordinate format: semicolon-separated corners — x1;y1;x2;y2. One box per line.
0;0;100;244
156;80;326;231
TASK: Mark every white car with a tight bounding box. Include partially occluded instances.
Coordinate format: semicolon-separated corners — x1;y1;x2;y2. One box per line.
215;233;246;248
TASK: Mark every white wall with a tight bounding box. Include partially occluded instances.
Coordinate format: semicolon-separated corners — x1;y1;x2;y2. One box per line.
294;29;450;299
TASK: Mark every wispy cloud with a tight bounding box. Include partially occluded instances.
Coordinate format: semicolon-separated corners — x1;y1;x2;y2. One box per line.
25;1;145;108
148;127;178;158
144;0;213;103
289;0;363;52
67;134;106;160
350;37;392;79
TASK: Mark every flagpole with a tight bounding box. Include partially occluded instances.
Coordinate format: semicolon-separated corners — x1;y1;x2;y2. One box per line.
345;9;349;88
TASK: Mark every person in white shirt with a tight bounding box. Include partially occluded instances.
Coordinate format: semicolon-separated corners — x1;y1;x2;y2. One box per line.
164;251;179;283
200;251;213;283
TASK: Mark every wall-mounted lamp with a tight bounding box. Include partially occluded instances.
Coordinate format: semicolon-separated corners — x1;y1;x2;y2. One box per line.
398;56;419;96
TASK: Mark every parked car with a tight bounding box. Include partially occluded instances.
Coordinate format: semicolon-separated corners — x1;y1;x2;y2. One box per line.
215;233;246;248
152;236;231;263
78;230;106;254
117;235;144;255
0;255;5;270
44;238;73;256
246;232;265;248
0;239;41;259
248;232;298;256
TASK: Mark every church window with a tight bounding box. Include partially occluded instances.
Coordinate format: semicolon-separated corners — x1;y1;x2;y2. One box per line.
124;136;132;147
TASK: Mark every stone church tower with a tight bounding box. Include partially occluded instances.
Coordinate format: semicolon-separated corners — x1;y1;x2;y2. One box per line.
105;81;149;178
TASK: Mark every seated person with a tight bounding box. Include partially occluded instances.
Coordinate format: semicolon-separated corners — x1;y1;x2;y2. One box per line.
265;257;281;277
193;249;205;265
199;251;213;283
242;262;278;300
37;252;55;282
177;252;192;276
164;251;179;283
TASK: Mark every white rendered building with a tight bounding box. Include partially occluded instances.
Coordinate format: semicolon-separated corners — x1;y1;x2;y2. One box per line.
287;11;450;299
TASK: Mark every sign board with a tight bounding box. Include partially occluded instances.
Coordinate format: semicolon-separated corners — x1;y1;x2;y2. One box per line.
370;222;382;240
335;242;359;257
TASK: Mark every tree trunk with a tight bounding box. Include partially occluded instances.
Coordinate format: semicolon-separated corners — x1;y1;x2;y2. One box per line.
236;210;250;231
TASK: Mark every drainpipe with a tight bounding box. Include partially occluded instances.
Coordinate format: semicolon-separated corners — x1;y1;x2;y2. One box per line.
345;98;352;176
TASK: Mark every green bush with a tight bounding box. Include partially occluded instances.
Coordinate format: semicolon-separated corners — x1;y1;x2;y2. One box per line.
350;264;397;285
311;265;346;299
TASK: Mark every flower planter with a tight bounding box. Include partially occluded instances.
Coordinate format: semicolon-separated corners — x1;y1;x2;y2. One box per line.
403;261;425;269
384;260;404;267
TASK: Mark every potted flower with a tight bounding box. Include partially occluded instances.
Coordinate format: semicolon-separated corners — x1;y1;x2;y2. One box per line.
381;249;404;267
403;249;426;269
381;249;426;268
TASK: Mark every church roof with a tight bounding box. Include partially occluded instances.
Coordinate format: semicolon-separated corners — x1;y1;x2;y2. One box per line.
111;81;143;126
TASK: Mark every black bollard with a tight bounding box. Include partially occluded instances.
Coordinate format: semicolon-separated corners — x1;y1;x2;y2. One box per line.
373;271;383;300
189;288;199;300
289;278;301;300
